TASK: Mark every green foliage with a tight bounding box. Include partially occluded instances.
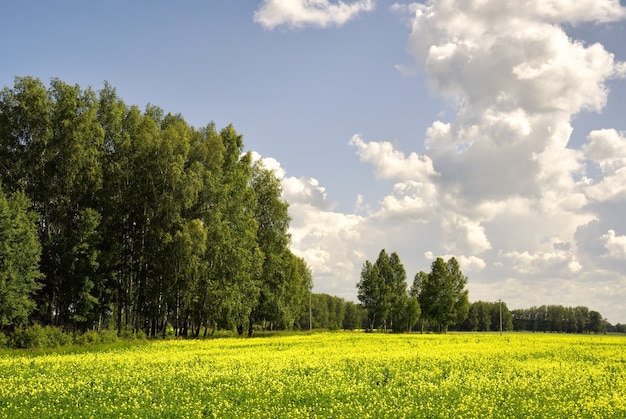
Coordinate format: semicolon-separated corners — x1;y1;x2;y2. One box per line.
296;294;362;331
248;161;309;334
342;301;363;330
511;305;607;333
98;328;119;344
0;183;42;329
356;249;413;331
418;257;469;333
72;330;101;346
9;325;70;349
460;301;513;332
0;76;311;340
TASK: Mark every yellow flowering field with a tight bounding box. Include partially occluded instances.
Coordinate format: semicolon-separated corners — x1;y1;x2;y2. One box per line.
0;332;625;418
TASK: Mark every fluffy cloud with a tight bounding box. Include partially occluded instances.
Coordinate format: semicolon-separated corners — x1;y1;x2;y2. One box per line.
252;0;626;322
601;230;626;259
350;134;437;182
254;0;374;29
282;176;336;211
375;181;437;222
403;1;624;208
499;248;582;276
585;129;626;175
583;130;626;203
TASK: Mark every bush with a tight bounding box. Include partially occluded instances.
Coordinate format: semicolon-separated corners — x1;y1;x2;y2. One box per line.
98;328;119;344
10;324;43;349
45;326;71;347
73;330;100;346
119;327;147;341
119;327;134;340
9;325;71;349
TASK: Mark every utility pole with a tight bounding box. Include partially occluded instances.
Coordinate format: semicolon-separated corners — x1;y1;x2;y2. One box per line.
499;299;503;335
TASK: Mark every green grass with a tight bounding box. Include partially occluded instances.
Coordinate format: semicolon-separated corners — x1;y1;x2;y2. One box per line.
0;332;625;418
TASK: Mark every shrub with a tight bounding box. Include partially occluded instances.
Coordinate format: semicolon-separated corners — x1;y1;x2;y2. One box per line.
9;325;70;349
73;330;100;346
10;324;45;349
45;326;70;347
98;328;118;344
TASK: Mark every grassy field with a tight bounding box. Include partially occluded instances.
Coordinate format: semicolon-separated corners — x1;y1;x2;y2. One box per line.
0;332;625;418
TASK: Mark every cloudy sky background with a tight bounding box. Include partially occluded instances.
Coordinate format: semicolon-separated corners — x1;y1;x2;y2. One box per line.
2;0;626;322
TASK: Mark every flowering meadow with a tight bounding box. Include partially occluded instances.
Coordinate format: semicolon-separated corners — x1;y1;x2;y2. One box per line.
0;332;625;418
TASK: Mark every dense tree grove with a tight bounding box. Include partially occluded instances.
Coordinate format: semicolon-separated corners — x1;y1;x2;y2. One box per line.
357;252;471;333
297;293;365;331
458;301;513;332
0;77;618;341
0;77;312;337
356;249;420;332
510;305;606;334
415;257;469;333
0;184;42;329
355;252;614;334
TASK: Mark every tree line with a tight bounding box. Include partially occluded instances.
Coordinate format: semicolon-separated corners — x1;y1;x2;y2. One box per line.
0;77;615;342
357;250;469;333
510;305;606;334
0;77;312;338
355;249;612;334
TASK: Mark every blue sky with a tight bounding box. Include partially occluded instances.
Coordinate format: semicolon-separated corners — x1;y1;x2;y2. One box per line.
3;0;626;322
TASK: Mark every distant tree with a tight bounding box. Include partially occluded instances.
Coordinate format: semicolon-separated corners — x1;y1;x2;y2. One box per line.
0;185;42;331
511;305;607;334
608;323;626;333
411;271;428;333
462;301;512;332
357;249;410;331
386;252;409;332
304;293;346;330
403;297;421;333
587;310;605;334
207;126;263;336
309;294;329;329
419;257;469;333
493;301;513;331
399;271;422;333
343;301;362;330
357;260;384;330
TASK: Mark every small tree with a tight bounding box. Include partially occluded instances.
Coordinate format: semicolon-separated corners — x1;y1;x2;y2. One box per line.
343;301;362;330
0;184;43;331
357;260;384;330
357;249;410;332
418;257;469;333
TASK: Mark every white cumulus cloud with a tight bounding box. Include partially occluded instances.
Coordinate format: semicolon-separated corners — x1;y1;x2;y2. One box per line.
585;129;626;175
601;230;626;259
256;0;626;322
254;0;375;29
349;134;438;182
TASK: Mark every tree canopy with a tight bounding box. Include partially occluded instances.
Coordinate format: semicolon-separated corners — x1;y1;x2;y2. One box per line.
357;252;469;333
0;77;613;339
0;76;311;336
357;249;419;332
418;257;469;333
0;183;42;329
